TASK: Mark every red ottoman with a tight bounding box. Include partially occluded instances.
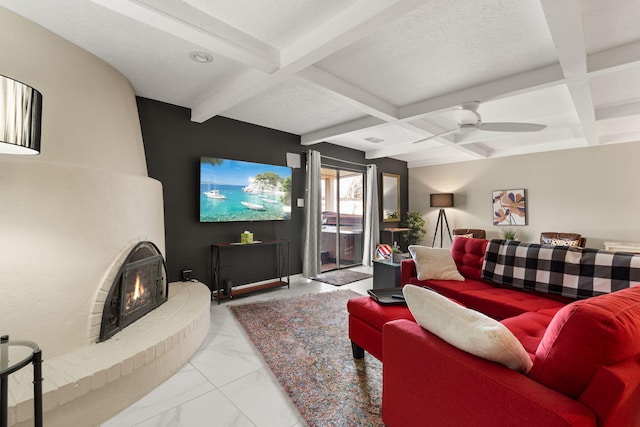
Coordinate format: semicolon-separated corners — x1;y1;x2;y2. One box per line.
347;295;414;361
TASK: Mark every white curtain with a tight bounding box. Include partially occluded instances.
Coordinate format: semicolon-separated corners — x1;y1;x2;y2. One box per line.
362;164;379;266
302;150;322;278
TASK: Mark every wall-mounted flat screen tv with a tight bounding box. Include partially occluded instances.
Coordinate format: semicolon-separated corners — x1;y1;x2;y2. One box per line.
200;157;292;222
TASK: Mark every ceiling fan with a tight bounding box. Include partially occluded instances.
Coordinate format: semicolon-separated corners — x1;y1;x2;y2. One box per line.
413;101;547;144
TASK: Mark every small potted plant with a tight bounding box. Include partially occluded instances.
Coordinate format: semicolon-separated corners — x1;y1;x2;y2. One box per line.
391;243;403;263
502;228;518;241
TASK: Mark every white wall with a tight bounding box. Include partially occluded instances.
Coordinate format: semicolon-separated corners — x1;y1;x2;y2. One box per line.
409;141;640;249
0;8;165;358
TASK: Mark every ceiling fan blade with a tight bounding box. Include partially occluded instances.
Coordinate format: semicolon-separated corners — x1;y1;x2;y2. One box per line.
479;122;546;132
412;128;459;144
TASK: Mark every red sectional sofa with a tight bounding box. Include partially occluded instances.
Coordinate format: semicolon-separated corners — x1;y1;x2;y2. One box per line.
346;237;640;427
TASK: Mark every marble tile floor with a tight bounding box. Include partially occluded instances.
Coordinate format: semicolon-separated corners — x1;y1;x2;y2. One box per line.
102;266;373;427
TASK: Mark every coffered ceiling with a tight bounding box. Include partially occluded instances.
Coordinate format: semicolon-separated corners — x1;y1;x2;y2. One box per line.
3;0;640;167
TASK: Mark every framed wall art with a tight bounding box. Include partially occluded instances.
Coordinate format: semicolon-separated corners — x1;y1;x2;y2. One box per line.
492;189;527;226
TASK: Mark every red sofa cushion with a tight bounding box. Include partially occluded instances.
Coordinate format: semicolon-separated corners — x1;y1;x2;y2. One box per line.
346;296;414;331
529;285;640;398
405;277;494;300
450;237;489;280
456;287;567;320
501;311;556;355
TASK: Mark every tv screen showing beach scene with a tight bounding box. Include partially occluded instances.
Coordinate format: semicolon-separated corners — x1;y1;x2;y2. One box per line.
200;157;292;222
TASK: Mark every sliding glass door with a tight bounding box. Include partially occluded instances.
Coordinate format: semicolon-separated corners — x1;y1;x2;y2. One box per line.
320;167;364;272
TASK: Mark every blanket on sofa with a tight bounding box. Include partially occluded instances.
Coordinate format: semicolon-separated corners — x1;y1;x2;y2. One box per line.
482;239;640;299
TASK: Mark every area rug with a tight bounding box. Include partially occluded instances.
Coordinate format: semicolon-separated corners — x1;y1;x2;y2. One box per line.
312;269;372;286
230;290;383;427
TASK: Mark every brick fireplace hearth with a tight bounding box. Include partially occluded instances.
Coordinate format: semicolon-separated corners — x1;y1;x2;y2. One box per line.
8;281;210;427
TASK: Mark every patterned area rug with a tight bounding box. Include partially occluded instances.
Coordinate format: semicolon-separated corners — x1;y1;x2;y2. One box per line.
230;290;383;427
313;269;373;286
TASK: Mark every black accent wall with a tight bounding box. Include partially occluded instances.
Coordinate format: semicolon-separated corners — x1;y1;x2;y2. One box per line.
137;97;408;288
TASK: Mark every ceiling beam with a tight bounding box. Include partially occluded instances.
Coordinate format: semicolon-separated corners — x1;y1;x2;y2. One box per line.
539;0;598;146
398;64;565;121
365;140;487;160
281;0;428;70
588;39;640;75
295;66;398;121
596;99;640;121
299;63;567;157
191;0;427;123
301;116;387;145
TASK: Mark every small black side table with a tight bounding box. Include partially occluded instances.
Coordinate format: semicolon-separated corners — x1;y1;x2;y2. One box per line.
0;335;43;427
373;258;402;288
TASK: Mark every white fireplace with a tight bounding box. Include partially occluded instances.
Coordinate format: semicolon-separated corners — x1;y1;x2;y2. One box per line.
0;8;210;426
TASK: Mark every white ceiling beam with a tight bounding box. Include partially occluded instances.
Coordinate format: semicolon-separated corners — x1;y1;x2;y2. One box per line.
397;122;486;159
281;0;429;70
398;64;565;121
90;0;279;73
596;99;640;121
366;142;487;160
191;69;273;123
588;40;640;75
295;66;398;121
192;0;426;123
599;131;640;145
301;116;387;145
300;64;565;154
539;0;598;146
539;0;586;77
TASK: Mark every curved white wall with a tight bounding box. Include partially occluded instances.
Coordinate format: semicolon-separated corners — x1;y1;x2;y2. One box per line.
0;8;165;357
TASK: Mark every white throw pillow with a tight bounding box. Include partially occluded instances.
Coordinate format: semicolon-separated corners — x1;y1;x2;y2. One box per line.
408;245;464;281
402;285;533;373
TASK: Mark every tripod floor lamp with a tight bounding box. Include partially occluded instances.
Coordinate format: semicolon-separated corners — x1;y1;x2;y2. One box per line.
430;193;454;247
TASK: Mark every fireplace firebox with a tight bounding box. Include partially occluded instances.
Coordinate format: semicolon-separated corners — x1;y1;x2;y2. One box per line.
99;242;168;342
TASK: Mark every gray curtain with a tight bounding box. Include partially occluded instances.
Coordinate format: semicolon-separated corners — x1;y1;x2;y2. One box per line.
302;150;322;278
362;164;379;266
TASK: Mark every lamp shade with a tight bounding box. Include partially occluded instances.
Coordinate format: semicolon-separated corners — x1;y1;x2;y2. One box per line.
0;75;42;155
430;193;454;208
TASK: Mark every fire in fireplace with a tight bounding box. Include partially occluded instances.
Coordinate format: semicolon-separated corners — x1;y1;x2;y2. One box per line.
99;241;168;342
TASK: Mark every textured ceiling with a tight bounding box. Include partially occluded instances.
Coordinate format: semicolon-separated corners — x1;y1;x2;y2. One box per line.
2;0;640;167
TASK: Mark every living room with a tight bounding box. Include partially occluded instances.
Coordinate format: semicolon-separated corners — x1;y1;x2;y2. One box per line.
2;1;640;426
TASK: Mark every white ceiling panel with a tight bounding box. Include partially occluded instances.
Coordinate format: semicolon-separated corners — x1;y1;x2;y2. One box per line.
582;0;640;53
221;79;367;135
590;67;640;106
316;0;558;106
3;0;640;166
183;0;359;49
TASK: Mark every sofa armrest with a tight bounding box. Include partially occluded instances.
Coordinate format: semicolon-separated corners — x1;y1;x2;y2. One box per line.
382;320;596;427
579;357;640;426
400;259;416;286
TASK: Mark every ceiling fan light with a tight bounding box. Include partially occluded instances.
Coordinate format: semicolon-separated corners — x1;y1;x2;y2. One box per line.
452;107;479;125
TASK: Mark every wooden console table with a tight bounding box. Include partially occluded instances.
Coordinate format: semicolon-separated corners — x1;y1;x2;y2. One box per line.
210;239;290;304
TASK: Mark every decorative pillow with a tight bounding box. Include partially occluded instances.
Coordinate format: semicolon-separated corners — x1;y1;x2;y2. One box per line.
408;245;464;281
455;233;475;239
541;237;580;246
403;285;533;373
376;244;392;259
